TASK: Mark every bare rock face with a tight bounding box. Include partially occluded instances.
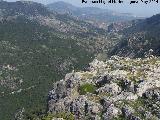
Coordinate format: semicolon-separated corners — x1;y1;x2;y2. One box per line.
102;104;120;120
121;105;143;120
137;79;160;97
47;56;160;120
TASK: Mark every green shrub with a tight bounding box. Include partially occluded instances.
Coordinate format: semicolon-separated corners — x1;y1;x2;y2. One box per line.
79;83;96;95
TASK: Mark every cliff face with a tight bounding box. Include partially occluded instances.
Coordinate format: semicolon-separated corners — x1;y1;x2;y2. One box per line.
47;55;160;120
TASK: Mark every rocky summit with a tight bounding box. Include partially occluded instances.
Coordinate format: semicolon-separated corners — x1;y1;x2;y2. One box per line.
47;54;160;120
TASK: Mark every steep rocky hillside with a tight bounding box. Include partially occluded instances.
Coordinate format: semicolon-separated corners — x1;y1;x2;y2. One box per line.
110;14;160;58
45;55;160;120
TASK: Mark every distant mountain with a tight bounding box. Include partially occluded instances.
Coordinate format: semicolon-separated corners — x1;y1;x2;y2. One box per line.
109;14;160;57
0;1;120;120
47;1;77;14
47;1;138;25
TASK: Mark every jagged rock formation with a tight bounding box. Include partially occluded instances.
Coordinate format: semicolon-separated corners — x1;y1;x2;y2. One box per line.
47;55;160;120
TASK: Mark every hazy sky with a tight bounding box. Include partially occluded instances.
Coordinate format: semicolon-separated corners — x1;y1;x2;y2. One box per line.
6;0;160;17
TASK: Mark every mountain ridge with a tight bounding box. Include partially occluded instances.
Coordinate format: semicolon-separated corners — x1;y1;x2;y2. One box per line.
109;14;160;58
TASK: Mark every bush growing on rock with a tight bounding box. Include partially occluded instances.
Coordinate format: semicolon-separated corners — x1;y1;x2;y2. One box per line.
79;83;96;95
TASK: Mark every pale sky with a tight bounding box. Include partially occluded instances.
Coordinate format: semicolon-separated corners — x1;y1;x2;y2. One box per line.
5;0;160;17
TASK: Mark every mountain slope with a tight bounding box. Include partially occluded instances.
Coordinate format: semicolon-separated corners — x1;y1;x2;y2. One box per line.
0;1;116;119
0;14;95;120
109;14;160;57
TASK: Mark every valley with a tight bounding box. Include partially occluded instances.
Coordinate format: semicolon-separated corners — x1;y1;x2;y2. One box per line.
0;0;159;120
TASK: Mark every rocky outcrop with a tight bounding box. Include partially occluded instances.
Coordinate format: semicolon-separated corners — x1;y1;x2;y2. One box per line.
47;56;160;120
